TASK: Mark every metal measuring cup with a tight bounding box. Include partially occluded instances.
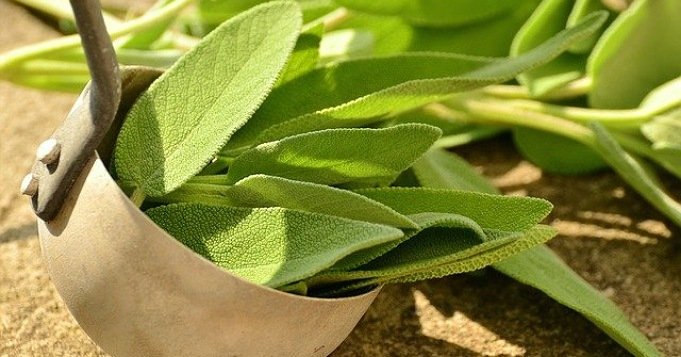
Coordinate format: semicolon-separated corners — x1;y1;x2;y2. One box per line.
22;1;379;355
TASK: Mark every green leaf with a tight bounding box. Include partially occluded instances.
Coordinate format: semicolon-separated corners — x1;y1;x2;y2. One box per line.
641;109;681;151
590;122;681;227
225;124;442;186
412;149;498;193
276;23;323;86
114;2;302;197
588;0;681;109
331;212;487;271
566;0;609;54
227;11;607;148
310;223;556;295
163;174;417;228
495;246;662;357
146;204;404;288
354;186;552;232
513;127;607;175
639;76;681;114
318;29;374;64
510;0;592;96
412;144;662;357
335;0;519;28
404;0;541;57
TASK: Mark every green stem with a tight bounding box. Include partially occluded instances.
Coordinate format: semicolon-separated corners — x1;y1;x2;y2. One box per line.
303;7;353;32
130;188;146;207
507;99;652;128
433;127;505;149
0;0;193;73
482;77;592;101
454;97;596;146
10;0;122;27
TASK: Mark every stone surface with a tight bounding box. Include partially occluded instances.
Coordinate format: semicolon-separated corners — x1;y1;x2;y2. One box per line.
1;1;679;356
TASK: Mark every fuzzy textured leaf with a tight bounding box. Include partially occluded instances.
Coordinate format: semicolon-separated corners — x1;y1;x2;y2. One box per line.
115;2;302;196
146;204;403;288
226;124;442;186
354;186;552;232
164;175;417;228
310;224;556;295
226;11;607;149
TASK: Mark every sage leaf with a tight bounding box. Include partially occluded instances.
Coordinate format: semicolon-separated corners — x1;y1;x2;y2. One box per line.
353;187;552;232
641;109;681;151
226;124;442;186
276;23;323;86
332;212;486;271
412;148;498;193
334;0;518;28
566;0;609;54
588;0;681;109
310;224;556;296
513;127;607;175
511;0;591;96
404;0;540;57
414;145;662;357
227;11;607;148
318;29;374;64
115;1;302;197
146;204;404;288
639;76;681;114
496;246;662;357
590;122;681;227
163;175;417;228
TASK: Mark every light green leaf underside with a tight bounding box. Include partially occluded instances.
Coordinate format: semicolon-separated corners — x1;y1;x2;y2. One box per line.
353;186;552;232
311;225;556;295
588;0;681;109
226;11;607;149
226;124;442;187
590;122;681;228
641;109;681;151
115;1;302;197
146;204;403;288
164;175;417;228
334;0;518;27
414;144;662;357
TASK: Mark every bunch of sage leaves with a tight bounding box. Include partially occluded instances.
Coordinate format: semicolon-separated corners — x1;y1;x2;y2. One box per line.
2;0;673;356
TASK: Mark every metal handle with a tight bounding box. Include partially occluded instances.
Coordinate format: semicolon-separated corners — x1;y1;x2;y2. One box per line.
21;0;121;221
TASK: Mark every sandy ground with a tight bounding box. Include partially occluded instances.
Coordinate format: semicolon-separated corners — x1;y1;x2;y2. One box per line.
1;1;679;356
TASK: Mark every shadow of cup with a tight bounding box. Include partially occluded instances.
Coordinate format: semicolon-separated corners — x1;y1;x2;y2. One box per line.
37;66;380;357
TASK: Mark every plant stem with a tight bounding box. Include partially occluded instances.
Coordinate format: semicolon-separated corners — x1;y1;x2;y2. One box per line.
507;99;652;128
453;97;596;146
482;77;593;101
433;127;505;149
303;7;353;32
130;187;146;207
0;0;193;73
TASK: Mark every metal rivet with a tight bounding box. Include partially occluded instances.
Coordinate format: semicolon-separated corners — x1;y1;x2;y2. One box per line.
36;138;61;165
21;173;39;196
